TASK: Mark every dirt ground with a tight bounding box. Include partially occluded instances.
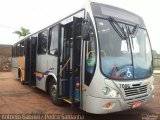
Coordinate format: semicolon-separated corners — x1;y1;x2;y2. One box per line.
0;72;160;120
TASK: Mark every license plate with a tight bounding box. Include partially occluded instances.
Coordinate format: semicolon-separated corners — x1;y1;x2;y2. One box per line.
132;101;142;109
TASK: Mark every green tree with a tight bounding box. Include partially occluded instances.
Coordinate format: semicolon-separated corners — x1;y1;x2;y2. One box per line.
13;27;30;39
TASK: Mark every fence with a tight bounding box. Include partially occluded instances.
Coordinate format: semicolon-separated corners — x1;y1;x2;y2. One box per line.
0;45;12;72
154;57;160;67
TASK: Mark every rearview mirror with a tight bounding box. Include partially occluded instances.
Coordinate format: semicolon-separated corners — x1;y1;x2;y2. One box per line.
82;23;90;41
49;48;59;57
53;48;59;56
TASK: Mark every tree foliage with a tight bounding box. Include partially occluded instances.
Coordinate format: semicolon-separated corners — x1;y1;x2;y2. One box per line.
13;27;30;38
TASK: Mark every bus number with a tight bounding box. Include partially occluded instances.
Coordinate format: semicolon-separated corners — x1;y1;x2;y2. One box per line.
119;84;130;89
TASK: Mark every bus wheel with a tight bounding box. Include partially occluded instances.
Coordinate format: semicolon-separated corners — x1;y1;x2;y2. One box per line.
49;78;63;106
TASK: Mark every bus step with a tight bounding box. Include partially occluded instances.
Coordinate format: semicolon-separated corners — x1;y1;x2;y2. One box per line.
63;98;80;105
60;79;68;82
23;81;29;85
74;101;80;107
63;98;72;104
57;96;68;100
31;86;36;88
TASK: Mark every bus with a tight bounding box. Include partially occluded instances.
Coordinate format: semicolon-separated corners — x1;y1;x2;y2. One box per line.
12;2;154;114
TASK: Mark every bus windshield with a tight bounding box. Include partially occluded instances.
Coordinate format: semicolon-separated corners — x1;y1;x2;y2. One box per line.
96;18;152;80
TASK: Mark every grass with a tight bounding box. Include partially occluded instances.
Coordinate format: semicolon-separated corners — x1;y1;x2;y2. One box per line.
154;66;160;70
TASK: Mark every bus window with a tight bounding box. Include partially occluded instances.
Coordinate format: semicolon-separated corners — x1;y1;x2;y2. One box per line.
14;46;16;57
20;41;25;56
13;46;16;57
48;26;58;55
12;46;14;57
15;44;18;57
16;43;20;57
85;14;96;86
37;30;48;54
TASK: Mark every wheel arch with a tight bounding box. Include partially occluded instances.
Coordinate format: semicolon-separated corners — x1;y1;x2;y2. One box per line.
45;73;57;93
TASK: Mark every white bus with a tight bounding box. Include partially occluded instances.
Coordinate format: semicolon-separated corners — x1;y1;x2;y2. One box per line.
12;2;154;114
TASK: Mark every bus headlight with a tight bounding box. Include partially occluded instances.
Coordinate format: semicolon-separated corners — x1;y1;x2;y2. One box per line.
150;84;154;91
110;90;118;97
102;87;110;95
102;87;121;98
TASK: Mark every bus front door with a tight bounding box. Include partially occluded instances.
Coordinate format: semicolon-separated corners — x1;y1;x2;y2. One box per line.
57;17;83;107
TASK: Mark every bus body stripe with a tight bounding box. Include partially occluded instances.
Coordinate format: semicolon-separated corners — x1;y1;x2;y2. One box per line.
34;73;44;78
34;68;54;81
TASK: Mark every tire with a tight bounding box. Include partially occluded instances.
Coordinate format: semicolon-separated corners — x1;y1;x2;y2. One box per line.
49;78;63;106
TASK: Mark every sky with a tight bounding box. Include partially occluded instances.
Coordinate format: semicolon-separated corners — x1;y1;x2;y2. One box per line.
0;0;160;53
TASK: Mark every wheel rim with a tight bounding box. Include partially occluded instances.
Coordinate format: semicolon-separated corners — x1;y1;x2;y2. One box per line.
20;75;23;82
51;84;57;96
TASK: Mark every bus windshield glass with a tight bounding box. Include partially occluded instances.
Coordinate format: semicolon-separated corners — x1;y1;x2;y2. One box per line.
96;18;152;80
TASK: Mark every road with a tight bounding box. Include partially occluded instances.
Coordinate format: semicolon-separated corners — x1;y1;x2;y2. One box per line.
0;72;159;120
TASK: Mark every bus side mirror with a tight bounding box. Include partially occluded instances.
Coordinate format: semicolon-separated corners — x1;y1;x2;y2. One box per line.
54;48;59;57
49;48;59;57
82;23;90;41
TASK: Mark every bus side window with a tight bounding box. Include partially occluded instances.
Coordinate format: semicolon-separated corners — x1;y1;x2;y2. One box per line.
48;26;58;56
20;41;25;56
85;14;96;86
16;43;20;57
14;46;16;57
15;45;17;57
12;46;15;57
37;30;48;54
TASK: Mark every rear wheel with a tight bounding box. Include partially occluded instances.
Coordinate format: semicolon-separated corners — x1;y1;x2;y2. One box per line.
49;78;63;106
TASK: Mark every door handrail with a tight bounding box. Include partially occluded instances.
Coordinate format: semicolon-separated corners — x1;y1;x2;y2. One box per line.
59;58;71;74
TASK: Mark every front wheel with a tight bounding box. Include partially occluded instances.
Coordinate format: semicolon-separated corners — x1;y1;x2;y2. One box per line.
49;79;63;106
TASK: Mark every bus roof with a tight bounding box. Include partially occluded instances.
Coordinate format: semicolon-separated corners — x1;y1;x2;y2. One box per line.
13;2;146;45
91;2;145;28
13;8;85;45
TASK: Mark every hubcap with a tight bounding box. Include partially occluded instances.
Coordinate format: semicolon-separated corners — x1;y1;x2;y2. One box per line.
20;75;23;82
51;85;57;96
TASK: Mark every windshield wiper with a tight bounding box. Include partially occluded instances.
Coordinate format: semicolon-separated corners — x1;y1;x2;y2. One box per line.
127;26;134;50
128;24;139;38
108;17;127;40
127;24;139;50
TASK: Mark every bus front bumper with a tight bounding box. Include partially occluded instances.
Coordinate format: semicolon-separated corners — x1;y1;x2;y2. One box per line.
85;91;154;114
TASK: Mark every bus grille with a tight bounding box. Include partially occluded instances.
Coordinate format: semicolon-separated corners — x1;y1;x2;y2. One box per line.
124;85;148;97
